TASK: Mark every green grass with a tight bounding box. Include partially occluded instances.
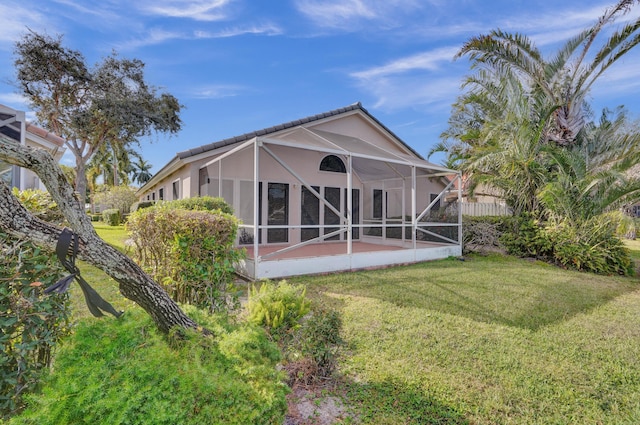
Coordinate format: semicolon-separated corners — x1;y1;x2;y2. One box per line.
625;239;640;262
80;226;640;423
69;223;132;320
289;254;640;424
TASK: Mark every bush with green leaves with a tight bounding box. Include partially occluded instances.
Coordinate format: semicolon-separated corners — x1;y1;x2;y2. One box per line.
8;307;288;425
247;280;311;341
298;307;343;380
126;204;243;313
129;200;154;212
93;185;138;215
547;216;633;275
0;231;70;419
168;196;233;215
101;208;121;226
500;213;553;258
12;188;64;225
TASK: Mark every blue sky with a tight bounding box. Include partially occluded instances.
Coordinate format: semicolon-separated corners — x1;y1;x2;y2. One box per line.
1;0;640;173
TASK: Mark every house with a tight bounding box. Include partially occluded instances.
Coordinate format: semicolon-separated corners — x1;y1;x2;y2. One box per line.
138;103;462;279
1;104;66;190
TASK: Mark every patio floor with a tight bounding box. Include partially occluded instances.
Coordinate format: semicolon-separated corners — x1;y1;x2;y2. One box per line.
242;240;443;261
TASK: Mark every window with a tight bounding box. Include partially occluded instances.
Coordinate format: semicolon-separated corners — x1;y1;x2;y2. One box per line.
267;183;289;243
152;192;156;201
373;189;383;219
430;193;441;212
301;186;320;242
324;187;341;241
158;188;164;201
172;180;179;200
319;155;346;173
346;188;360;239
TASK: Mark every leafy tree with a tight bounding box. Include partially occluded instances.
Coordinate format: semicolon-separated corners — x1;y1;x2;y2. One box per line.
434;0;640;217
0;135;200;335
130;156;153;186
14;31;181;200
93;185;138;215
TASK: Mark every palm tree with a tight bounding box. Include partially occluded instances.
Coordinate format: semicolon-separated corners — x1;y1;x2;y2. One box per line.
130;157;153;186
434;0;640;216
539;107;640;223
455;0;640;148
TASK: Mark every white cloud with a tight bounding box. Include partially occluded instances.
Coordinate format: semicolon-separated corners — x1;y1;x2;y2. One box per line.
351;46;458;81
138;0;232;21
191;84;246;99
0;3;52;48
0;93;29;108
195;22;283;38
294;0;426;31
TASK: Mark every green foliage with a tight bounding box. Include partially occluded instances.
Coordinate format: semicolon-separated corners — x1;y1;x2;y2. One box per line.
298;307;343;380
547;216;633;275
93;185;138;214
14;30;182;200
500;213;552;258
101;208;121;226
501;213;633;275
12;188;64;225
0;231;70;419
126;205;243;313
168;196;234;215
129;200;154;212
247;280;310;339
9;307;288;425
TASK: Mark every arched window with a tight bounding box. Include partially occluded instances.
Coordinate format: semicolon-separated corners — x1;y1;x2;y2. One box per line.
319;155;346;173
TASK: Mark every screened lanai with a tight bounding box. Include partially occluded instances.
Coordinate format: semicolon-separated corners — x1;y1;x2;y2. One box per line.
197;125;462;279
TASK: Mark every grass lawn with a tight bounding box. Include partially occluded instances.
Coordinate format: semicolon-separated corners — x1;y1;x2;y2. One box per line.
70;223;132;319
85;225;640;424
290;251;640;424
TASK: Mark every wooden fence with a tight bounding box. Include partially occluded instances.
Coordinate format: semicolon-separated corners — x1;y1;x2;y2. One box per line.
455;202;511;217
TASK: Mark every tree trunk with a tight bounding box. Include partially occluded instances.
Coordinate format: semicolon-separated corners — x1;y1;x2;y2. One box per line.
0;135;201;335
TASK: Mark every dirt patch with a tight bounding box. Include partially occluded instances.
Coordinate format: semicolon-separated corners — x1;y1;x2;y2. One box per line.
285;385;351;425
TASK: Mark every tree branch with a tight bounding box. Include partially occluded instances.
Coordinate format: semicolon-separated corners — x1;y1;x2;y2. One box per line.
0;135;201;334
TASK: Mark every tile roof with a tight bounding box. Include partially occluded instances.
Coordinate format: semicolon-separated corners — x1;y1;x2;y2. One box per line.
25;123;65;147
176;102;424;160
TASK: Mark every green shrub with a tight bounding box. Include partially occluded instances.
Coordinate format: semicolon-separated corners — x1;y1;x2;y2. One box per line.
12;188;64;225
9;307;288;425
168;196;233;215
0;231;70;419
247;280;310;340
500;213;552;258
130;201;155;212
126;205;243;313
298;307;343;380
88;213;102;222
547;217;633;275
93;186;138;214
102;208;121;226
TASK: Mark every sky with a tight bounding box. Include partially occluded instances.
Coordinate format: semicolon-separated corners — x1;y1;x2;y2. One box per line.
1;0;640;173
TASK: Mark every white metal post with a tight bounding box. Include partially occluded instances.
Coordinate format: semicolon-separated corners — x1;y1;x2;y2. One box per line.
347;154;352;255
411;166;416;250
253;139;260;273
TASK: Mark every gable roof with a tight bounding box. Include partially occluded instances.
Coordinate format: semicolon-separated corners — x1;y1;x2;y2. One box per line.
176;102;423;160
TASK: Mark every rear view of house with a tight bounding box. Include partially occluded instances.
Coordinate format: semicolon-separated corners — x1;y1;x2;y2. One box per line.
138;103;462;279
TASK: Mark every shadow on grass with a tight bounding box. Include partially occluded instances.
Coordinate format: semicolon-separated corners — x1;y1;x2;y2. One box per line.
298;255;639;331
344;377;468;424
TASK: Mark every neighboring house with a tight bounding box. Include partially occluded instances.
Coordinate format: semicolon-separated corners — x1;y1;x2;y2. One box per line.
1;104;66;190
138;103;462;279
